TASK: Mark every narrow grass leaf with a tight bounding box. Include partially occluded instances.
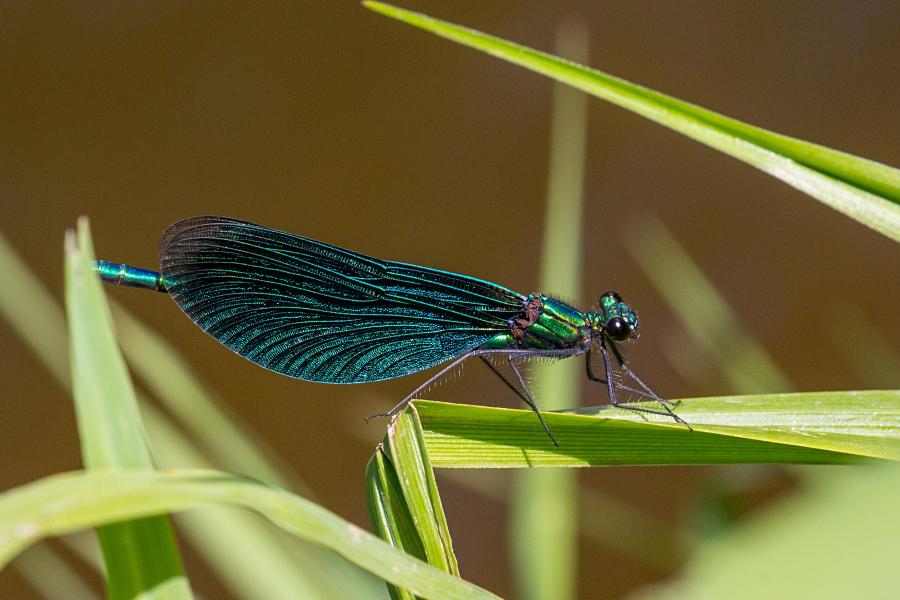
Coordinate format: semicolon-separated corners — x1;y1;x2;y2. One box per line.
64;219;190;599
365;451;423;600
415;391;899;468
385;406;460;576
0;470;499;600
566;391;900;460
364;2;900;242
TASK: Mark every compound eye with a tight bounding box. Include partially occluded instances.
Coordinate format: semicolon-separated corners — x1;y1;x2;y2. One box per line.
605;316;631;342
600;290;622;302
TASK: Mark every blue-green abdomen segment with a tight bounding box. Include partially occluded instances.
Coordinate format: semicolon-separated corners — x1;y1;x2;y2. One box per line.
93;261;167;293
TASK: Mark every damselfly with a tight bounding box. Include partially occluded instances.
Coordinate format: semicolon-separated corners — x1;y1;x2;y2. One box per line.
94;216;686;445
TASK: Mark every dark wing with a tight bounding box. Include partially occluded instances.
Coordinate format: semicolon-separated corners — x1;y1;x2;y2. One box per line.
159;216;525;383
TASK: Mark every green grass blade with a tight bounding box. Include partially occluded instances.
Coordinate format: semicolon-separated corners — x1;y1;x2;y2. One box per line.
366;405;463;599
363;2;900;242
415;391;900;467
511;18;588;600
385;405;460;576
365;451;423;600
0;470;499;600
632;463;900;600
65;221;155;469
64;219;190;600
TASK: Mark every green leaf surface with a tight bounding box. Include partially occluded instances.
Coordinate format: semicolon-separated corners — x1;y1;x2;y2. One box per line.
364;2;900;242
0;470;498;600
385;406;459;576
365;451;423;600
64;220;190;600
414;391;900;468
366;405;461;598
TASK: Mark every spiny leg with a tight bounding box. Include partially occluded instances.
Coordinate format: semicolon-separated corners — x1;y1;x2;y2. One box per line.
607;341;680;409
596;343;690;428
365;348;557;421
368;348;574;444
609;342;694;431
508;355;559;447
364;350;479;421
479;356;530;404
584;350;655;398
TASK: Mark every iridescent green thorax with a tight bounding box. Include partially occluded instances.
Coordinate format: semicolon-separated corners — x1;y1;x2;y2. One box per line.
481;293;593;351
527;296;591;349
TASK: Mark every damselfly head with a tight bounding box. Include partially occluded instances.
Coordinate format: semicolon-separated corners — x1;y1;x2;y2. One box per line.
596;291;639;343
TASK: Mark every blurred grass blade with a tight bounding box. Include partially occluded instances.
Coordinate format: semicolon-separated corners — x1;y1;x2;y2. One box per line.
624;214;792;394
64;219;190;599
512;17;588;600
385;406;460;575
631;463;900;600
140;400;339;600
13;544;98;600
62;532;104;572
0;233;69;383
824;307;900;389
111;303;305;493
415;392;900;467
444;470;689;571
0;470;499;600
578;486;689;572
364;2;900;242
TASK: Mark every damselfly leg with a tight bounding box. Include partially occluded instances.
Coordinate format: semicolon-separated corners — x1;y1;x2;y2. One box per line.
366;348;578;446
590;343;691;429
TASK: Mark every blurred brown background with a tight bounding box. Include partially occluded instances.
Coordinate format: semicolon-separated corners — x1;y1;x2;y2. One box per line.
2;1;898;598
